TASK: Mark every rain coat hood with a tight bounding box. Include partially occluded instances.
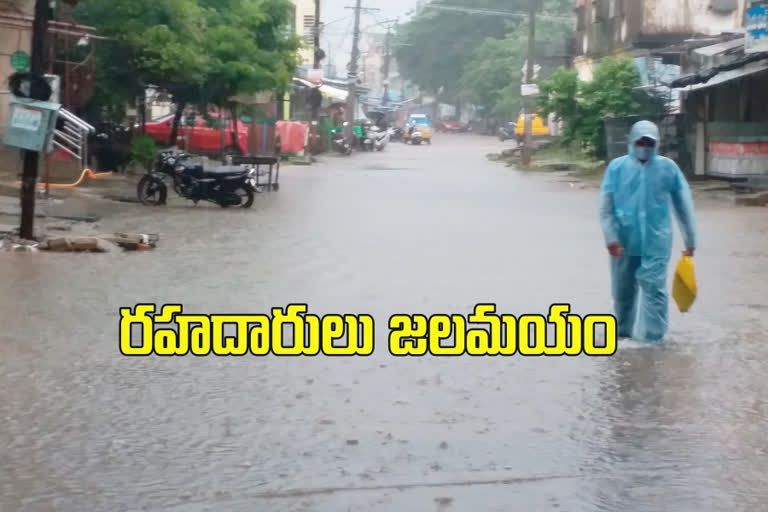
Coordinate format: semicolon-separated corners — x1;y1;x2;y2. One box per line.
627;120;660;162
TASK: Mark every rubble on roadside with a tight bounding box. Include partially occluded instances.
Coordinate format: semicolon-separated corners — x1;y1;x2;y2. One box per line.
0;237;40;252
1;232;159;253
734;190;768;207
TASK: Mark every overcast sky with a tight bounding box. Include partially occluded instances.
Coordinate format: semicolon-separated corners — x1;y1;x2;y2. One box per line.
320;0;418;75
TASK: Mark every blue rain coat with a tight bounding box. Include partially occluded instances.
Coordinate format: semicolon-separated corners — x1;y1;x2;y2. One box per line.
598;120;698;342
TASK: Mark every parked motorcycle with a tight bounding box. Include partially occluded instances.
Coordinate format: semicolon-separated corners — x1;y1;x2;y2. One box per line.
358;120;375;151
89;122;134;172
361;131;374;151
371;126;390;151
409;129;424;145
332;134;353;155
498;121;518;142
332;123;354;155
137;151;256;208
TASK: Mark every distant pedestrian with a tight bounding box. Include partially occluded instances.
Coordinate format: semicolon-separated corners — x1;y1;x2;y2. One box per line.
274;131;282;157
598;120;698;343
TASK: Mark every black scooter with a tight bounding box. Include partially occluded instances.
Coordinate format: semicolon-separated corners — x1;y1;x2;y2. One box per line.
498;121;519;143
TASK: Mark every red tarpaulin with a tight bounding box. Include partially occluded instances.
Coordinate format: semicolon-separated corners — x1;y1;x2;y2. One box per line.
276;121;309;154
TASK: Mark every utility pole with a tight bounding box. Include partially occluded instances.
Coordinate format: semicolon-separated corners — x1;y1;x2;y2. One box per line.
310;0;322;154
382;21;396;105
343;2;378;145
19;0;51;240
521;0;536;166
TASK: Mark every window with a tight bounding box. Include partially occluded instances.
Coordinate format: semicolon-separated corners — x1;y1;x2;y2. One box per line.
576;5;586;31
303;15;316;44
710;0;737;12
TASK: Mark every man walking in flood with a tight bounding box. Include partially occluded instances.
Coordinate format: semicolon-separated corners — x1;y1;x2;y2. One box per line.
599;120;698;343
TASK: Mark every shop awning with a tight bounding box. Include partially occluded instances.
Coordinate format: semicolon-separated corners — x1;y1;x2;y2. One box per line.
671;51;768;90
319;84;348;101
673;58;768;91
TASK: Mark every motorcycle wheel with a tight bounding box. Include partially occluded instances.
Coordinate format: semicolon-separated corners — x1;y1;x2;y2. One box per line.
234;186;255;209
137;175;167;206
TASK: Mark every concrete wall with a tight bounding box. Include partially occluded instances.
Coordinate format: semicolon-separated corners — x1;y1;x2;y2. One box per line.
0;2;35;138
576;0;748;60
291;0;316;66
642;0;747;37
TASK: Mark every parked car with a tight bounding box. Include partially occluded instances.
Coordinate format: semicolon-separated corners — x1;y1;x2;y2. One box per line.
437;119;470;133
143;112;249;157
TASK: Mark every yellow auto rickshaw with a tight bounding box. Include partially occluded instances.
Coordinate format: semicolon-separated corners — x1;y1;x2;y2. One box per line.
515;113;549;143
404;115;432;145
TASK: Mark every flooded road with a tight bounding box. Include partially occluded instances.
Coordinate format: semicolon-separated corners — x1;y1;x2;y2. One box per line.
2;134;768;511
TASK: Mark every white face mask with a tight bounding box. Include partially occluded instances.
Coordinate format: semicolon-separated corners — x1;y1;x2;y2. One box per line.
634;146;653;162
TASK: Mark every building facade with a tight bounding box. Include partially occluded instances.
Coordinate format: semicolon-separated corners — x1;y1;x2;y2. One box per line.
574;0;749;81
291;0;318;67
0;0;35;138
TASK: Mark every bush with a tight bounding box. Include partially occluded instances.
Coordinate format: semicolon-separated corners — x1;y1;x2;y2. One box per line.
538;56;668;159
131;134;158;172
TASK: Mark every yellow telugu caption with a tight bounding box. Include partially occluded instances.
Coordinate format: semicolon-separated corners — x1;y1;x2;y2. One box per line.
120;304;617;357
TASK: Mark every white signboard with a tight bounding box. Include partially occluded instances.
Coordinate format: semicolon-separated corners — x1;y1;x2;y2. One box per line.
307;68;324;83
745;4;768;54
10;106;42;131
521;61;542;81
521;84;540;97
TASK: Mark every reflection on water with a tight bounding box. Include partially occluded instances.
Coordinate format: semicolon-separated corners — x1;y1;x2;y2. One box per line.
1;136;768;511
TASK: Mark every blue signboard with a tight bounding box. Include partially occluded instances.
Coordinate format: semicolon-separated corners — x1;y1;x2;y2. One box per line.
746;3;768;54
3;97;61;152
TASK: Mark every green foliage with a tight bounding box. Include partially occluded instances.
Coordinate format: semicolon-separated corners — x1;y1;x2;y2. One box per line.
537;67;581;143
394;0;572;104
131;133;159;171
460;12;571;118
538;56;669;158
197;0;300;109
73;0;300;124
461;35;527;117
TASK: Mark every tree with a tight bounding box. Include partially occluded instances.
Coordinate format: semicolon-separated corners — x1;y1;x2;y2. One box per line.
196;0;300;152
394;0;572;106
74;0;208;133
74;0;300;152
394;0;514;105
460;13;571;119
536;67;580;143
538;56;669;158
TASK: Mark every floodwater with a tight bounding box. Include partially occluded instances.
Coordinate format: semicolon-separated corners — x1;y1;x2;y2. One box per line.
1;135;768;511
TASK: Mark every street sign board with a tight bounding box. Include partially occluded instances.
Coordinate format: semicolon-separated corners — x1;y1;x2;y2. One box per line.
521;84;540;97
307;68;324;83
3;97;61;152
521;60;542;81
745;3;768;54
10;107;42;131
10;51;30;72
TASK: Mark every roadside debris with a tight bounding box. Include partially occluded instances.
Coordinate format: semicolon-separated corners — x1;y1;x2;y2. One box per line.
734;190;768;207
0;237;39;252
29;233;160;253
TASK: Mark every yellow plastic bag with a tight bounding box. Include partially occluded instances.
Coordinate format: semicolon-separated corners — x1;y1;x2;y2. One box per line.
672;255;697;313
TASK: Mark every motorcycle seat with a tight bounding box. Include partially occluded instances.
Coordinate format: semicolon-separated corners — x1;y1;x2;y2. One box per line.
194;165;249;178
